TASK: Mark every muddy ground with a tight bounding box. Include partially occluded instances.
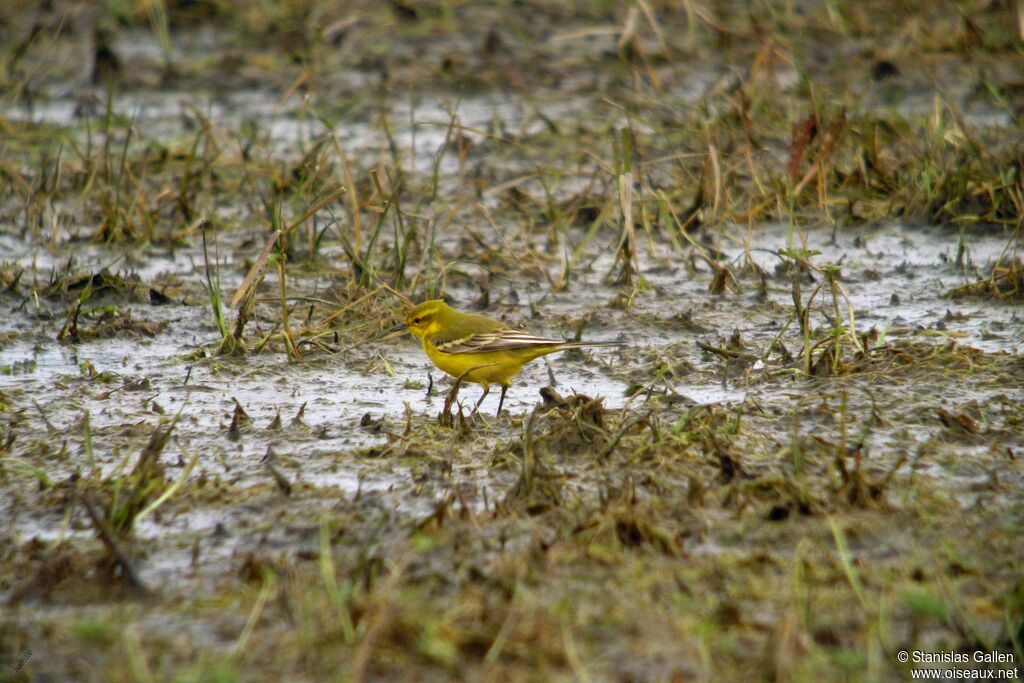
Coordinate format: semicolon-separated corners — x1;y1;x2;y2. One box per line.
1;1;1023;681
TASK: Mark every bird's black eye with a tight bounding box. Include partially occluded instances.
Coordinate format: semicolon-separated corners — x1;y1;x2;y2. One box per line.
412;317;422;324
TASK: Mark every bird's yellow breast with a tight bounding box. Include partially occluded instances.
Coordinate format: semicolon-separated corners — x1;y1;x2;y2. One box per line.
422;338;555;388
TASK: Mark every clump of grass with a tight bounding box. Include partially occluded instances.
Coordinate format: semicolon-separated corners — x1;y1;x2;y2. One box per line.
944;225;1024;300
64;415;195;594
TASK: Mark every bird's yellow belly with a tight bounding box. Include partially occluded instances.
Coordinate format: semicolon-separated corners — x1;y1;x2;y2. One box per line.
423;340;551;387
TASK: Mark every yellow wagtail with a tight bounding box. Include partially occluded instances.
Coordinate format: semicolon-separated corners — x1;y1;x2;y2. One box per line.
390;300;624;415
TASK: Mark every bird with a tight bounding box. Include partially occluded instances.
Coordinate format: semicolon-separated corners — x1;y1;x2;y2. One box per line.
390;299;624;415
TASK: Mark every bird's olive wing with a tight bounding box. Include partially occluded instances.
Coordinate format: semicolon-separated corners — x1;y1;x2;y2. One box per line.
434;329;564;354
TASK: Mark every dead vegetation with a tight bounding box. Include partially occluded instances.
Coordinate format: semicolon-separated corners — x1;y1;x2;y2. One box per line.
1;0;1022;680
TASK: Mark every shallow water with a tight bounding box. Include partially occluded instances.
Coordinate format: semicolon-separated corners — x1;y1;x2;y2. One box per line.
2;39;1022;604
2;217;1019;552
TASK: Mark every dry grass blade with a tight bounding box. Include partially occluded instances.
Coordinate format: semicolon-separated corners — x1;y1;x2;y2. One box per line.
133;447;200;525
283;184;347;236
793;111;847;197
788;113;819;181
230;230;281;309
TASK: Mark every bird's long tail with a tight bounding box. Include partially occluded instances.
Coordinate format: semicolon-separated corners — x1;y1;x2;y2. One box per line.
558;339;627;349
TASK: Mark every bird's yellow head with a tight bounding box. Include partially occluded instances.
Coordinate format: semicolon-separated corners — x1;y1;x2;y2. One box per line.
393;299;450;340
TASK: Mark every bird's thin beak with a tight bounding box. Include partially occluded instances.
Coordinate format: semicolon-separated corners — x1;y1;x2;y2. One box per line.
386;322;408;335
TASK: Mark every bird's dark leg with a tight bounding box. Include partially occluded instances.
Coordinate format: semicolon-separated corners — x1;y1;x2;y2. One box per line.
496;385;508;416
473;386;490;414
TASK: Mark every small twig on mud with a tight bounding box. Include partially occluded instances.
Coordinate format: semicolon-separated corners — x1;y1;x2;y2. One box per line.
440;362;497;426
